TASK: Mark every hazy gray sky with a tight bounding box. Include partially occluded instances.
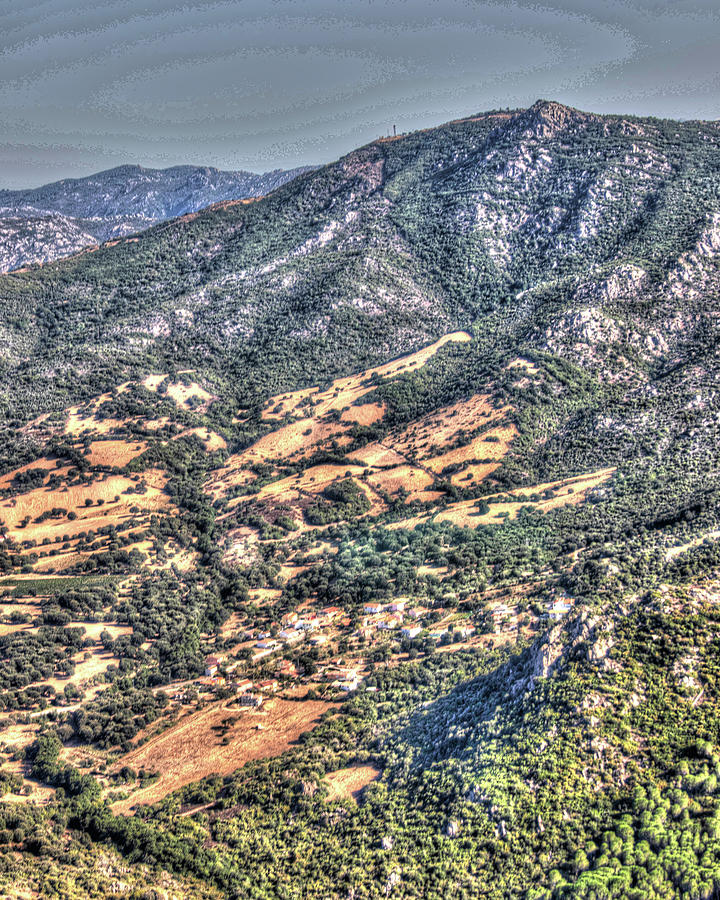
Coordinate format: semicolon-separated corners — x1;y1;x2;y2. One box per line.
1;0;719;188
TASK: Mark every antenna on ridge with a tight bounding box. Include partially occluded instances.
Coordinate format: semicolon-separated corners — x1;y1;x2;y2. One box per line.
393;124;397;137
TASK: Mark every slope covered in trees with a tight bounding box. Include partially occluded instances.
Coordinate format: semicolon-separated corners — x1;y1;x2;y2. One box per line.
1;101;720;898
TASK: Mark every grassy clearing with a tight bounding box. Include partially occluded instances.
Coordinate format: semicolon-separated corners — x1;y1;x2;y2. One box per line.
324;765;381;804
110;696;332;814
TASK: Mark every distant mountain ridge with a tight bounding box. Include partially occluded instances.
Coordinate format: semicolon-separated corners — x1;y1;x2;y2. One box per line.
0;163;314;272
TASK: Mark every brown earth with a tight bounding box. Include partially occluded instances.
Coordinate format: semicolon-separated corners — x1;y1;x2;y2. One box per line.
324;764;381;803
110;696;332;814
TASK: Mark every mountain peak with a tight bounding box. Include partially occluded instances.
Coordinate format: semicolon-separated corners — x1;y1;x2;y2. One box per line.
513;99;592;138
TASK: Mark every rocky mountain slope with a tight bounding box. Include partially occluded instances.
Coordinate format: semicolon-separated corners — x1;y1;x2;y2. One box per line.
0;163;312;272
2;101;720;898
2;101;719;408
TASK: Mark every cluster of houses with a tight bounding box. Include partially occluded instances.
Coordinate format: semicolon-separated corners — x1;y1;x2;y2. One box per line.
191;655;281;706
191;596;486;705
247;605;347;661
323;663;361;693
360;599;475;644
361;599;422;638
486;593;574;635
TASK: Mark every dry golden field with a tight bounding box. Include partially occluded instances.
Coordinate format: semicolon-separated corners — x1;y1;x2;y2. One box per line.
324;764;381;803
111;696;332;814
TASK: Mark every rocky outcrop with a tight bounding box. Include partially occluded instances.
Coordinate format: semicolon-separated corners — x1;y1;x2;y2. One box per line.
516;611;617;693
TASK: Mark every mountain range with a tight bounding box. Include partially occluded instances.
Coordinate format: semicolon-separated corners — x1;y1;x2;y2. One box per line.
1;100;720;898
0;163;313;272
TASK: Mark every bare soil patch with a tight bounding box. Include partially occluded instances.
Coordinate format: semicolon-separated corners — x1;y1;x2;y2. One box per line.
84;440;148;467
110;696;332;814
391;468;615;530
324;764;381;803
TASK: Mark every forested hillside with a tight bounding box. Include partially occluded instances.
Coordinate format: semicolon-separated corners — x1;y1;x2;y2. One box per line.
1;101;720;898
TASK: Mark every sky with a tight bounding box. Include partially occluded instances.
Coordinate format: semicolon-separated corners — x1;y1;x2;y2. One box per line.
1;0;719;188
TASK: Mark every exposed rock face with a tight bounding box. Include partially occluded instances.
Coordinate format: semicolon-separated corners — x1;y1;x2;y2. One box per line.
446;820;461;838
521;612;617;692
0;208;97;272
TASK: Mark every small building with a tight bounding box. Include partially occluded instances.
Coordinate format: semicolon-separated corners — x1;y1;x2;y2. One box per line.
276;660;299;678
239;692;263;708
257;679;279;693
317;605;343;626
387;600;407;613
204;655;221;677
196;676;225;690
255;639;278;650
377;616;401;631
548;600;572;620
491;604;512;620
233;678;253;694
278;629;303;645
455;624;475;639
335;668;358;682
401;625;422;640
363;602;384;615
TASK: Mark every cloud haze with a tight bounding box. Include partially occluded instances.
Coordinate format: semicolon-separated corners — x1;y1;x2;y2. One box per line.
1;0;718;187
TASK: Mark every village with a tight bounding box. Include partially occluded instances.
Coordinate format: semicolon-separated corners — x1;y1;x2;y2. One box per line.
182;588;575;707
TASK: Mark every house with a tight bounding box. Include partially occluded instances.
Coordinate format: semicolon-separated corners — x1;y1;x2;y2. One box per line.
204;655;222;677
257;679;279;693
255;639;278;650
173;691;193;702
281;611;299;625
363;602;384;615
455;624;475;639
407;607;426;620
401;625;422;640
548;600;572;620
490;604;512;620
278;629;302;645
196;676;225;690
335;668;357;682
239;692;263;708
377;616;402;631
387;600;407;613
233;678;253;694
319;605;343;623
276;659;299;678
